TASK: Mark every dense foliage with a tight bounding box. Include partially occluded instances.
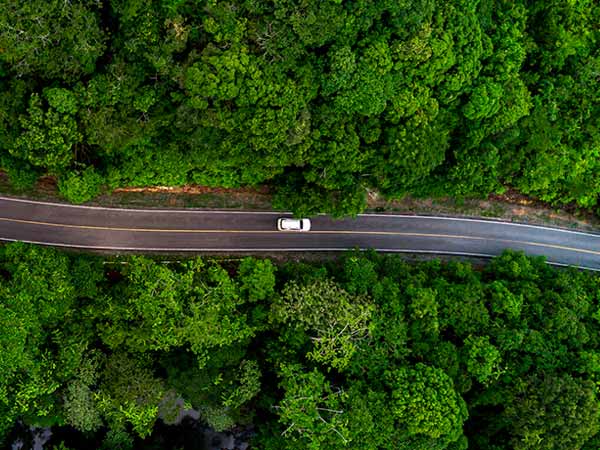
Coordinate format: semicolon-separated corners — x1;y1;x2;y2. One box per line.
2;243;600;449
1;0;599;214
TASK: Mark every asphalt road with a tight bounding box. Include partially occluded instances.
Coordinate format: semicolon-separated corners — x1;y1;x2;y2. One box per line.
0;196;599;270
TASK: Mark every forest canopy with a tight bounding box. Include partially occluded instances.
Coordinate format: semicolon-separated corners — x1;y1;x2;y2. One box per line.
0;0;599;214
2;243;600;449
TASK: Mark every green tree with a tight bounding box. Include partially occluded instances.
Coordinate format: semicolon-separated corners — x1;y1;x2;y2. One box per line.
272;279;374;370
93;256;191;352
62;353;104;433
163;352;261;432
238;257;276;302
0;0;105;81
387;363;468;450
501;374;599;450
58;166;104;203
0;243;82;436
11;90;81;172
463;335;502;385
274;365;350;449
97;353;164;438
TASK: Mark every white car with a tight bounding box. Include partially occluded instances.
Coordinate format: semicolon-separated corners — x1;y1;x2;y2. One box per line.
277;218;311;232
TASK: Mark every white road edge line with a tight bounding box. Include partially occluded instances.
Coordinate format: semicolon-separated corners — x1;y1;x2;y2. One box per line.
0;196;286;215
359;214;600;237
1;237;598;271
1;195;598;238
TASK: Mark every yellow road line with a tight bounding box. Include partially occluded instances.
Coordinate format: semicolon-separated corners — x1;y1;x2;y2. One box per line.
0;216;599;256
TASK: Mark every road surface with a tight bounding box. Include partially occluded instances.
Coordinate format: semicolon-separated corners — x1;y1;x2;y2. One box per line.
0;196;599;270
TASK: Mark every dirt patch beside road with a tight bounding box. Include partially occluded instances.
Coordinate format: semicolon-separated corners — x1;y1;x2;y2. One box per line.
367;191;600;234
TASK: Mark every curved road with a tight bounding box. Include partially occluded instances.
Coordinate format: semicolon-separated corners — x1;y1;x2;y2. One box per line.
0;196;599;270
